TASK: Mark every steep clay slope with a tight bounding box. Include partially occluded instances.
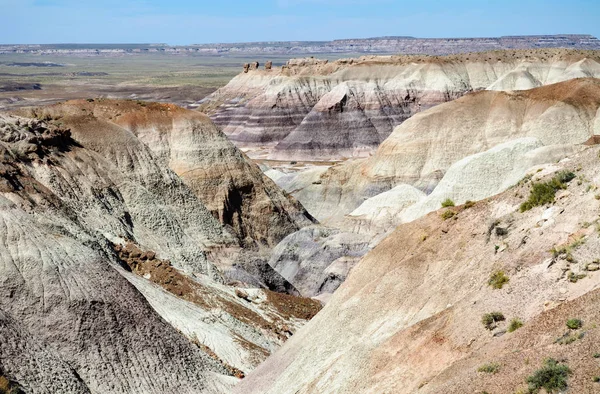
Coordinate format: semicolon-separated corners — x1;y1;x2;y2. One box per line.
289;77;600;224
0;115;232;393
203;50;600;161
0;111;320;392
20;99;314;249
237;145;600;394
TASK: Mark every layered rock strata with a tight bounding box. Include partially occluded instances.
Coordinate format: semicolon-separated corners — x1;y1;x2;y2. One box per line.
203;50;600;161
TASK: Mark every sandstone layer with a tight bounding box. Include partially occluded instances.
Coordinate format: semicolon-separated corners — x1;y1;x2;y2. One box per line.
237;145;600;394
203;50;600;161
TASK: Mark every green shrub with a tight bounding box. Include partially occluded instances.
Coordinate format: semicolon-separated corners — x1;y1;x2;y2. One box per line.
520;171;575;212
478;362;501;374
555;171;576;184
488;271;509;289
526;358;571;393
593;376;600;383
566;319;583;330
593;353;600;358
508;318;524;333
441;198;455;207
568;272;586;283
464;200;476;208
482;312;505;330
441;210;455;220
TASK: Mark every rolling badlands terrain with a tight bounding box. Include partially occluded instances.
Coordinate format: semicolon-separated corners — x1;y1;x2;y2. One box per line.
2;43;600;394
0;101;320;393
203;49;600;161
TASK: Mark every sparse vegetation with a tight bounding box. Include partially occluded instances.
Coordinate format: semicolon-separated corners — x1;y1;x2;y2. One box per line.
555;332;580;345
441;198;455;207
520;171;575;212
526;358;571;394
441;210;455;220
568;272;586;283
593;352;600;358
478;363;501;374
593;376;600;383
488;271;509;289
508;318;524;333
482;312;505;330
464;200;476;208
566;318;583;330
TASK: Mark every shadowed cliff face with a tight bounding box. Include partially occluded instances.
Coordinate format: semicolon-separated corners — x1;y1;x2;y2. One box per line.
237;145;600;394
202;50;600;161
0;108;321;393
21;99;315;249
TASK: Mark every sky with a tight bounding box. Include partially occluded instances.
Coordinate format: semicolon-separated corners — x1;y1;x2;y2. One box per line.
1;0;599;45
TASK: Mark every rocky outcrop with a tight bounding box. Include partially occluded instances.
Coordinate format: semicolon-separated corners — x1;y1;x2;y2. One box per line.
203;50;600;161
22;99;315;248
236;145;600;394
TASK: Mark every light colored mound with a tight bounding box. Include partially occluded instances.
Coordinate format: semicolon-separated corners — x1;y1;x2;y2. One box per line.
346;184;426;234
267;226;371;298
399;138;584;223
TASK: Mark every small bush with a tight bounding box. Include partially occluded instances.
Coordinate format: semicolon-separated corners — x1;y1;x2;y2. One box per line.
482;312;505;330
568;272;586;283
464;200;476;208
566;319;583;330
478;362;501;374
593;376;600;383
441;198;455;207
555;333;579;345
526;358;571;393
593;353;600;358
555;171;576;184
488;271;509;289
508;318;524;333
520;171;575;212
441;210;455;220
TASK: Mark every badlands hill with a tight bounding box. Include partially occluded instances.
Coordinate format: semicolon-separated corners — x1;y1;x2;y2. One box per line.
19;99;314;248
202;49;600;161
286;77;600;224
237;144;600;394
0;102;321;393
256;77;600;300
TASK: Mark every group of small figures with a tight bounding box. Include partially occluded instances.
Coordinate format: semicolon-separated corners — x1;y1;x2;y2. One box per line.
243;60;272;73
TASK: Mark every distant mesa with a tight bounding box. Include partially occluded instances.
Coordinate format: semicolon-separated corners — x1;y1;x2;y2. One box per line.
2;34;599;56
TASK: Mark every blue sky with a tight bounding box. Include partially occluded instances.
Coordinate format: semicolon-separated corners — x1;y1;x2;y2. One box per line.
1;0;599;44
